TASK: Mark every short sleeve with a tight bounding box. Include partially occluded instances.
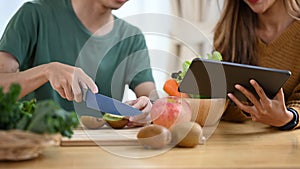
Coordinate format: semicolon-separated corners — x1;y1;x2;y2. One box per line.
126;33;154;91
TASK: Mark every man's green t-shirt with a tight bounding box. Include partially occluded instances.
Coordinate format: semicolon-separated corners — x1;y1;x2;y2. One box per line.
0;0;154;114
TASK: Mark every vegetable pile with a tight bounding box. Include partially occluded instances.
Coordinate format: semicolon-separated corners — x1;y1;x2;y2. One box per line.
163;51;223;98
0;84;79;138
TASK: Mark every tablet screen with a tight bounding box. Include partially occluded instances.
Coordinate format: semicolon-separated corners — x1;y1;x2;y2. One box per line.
178;58;291;101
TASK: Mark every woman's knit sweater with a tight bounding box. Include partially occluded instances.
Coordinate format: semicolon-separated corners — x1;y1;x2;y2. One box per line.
222;20;300;129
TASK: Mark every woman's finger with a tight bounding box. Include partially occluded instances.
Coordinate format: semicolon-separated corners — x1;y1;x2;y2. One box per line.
274;88;285;103
250;79;269;104
228;93;250;111
227;93;242;107
234;83;265;112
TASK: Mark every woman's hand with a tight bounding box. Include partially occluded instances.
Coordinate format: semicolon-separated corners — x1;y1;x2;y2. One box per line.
45;62;98;102
227;79;293;127
124;96;152;127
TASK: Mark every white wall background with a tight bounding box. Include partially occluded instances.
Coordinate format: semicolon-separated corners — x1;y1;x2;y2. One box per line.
0;0;29;36
112;1;173;100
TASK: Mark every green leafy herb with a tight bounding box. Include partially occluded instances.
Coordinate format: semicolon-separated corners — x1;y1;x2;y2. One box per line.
206;51;223;61
0;84;79;138
0;84;22;130
26;100;79;138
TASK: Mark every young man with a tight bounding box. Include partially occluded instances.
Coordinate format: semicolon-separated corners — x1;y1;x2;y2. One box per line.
0;0;156;122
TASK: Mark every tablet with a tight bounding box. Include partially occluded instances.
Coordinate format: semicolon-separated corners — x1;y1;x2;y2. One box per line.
178;58;291;101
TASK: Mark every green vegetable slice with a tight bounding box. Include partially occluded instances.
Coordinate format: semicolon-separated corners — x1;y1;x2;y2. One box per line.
103;113;125;121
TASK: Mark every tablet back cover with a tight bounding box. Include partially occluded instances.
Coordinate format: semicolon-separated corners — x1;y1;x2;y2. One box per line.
178;58;291;101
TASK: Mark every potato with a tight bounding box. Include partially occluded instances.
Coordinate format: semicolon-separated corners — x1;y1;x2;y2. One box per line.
171;121;203;148
137;124;172;149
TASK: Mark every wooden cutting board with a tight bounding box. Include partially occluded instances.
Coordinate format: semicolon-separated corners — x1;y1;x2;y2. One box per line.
61;126;140;146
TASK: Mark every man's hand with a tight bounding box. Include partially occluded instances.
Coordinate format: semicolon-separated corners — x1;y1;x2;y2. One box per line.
124;96;152;126
45;62;98;102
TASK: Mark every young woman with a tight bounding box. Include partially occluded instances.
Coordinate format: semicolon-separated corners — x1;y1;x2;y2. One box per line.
214;0;300;130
